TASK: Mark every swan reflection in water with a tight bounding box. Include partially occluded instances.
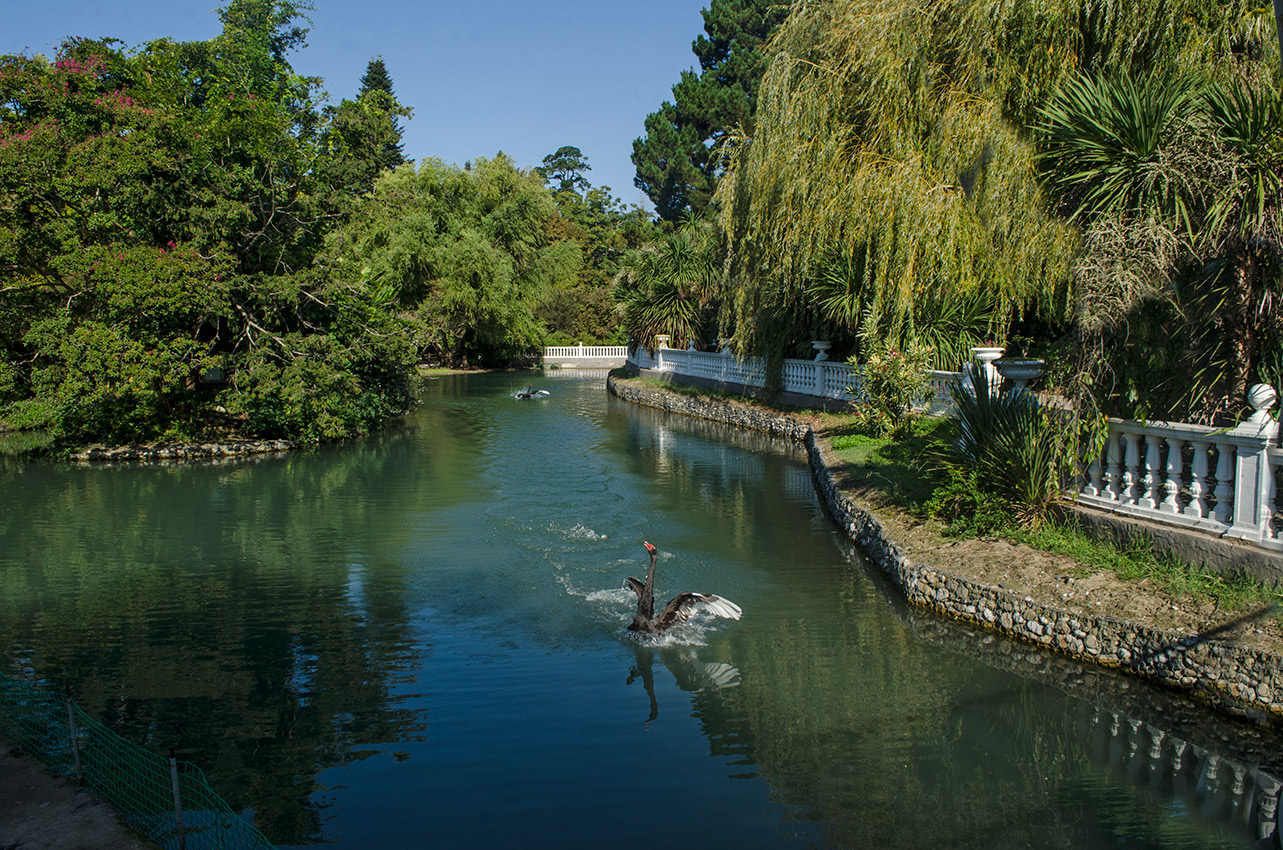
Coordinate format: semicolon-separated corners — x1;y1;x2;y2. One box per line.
627;644;741;724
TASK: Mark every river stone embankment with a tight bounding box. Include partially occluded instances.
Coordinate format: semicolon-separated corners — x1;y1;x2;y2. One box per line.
68;440;295;463
607;373;1283;724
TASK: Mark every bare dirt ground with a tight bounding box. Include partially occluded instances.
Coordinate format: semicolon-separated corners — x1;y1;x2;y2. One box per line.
0;743;153;850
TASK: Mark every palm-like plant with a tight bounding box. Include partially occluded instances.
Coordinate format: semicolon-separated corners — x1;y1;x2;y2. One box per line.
1038;71;1200;233
614;224;721;351
1202;78;1283;406
948;382;1069;525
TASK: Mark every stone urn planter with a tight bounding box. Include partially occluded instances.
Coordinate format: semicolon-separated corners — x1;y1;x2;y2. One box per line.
654;335;671;349
995;358;1045;392
811;340;832;361
962;346;1005;397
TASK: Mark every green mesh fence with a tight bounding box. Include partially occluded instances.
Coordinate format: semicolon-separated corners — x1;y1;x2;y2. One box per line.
0;671;276;850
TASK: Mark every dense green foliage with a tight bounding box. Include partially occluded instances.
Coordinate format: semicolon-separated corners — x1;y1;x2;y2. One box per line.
0;0;424;445
614;220;722;350
631;0;788;221
536;148;656;345
326;154;566;366
0;3;649;445
715;0;1283;421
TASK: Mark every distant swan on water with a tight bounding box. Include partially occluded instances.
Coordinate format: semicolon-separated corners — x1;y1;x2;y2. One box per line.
626;541;742;634
515;384;549;399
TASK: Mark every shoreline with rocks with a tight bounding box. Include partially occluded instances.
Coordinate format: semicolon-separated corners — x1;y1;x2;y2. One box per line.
607;372;1283;726
67;439;296;463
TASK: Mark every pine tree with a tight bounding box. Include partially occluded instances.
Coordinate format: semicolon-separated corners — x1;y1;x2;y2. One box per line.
318;57;411;196
631;0;788;221
359;56;395;98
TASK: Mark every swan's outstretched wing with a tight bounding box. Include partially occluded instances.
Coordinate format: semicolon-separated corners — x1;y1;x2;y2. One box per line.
655;592;742;630
625;576;645;600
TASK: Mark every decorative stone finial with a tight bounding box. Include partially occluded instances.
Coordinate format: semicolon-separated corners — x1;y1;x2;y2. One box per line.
1246;383;1278;425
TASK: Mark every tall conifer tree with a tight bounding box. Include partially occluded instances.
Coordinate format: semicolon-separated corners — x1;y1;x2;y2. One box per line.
631;0;788;221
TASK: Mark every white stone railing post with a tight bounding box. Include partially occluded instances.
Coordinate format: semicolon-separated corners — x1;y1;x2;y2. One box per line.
1185;438;1211;521
1104;432;1123;503
1120;430;1142;505
1140;433;1162;510
1224;384;1280;544
1160;436;1184;515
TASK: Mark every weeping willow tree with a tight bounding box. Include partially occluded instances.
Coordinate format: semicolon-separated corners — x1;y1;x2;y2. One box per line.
717;0;1277;379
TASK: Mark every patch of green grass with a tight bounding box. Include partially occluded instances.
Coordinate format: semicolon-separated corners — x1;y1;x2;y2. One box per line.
1010;522;1283;619
830;432;881;450
823;416;953;509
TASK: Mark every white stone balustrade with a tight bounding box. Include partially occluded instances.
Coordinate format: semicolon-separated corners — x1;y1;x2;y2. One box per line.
543;344;629;359
627;342;957;407
1078;384;1282;551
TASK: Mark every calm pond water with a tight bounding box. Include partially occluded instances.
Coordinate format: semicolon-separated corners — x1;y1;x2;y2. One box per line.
2;370;1282;849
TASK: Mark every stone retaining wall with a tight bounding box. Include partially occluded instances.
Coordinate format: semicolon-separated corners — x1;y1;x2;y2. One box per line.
607;372;811;441
69;440;295;463
607;373;1283;724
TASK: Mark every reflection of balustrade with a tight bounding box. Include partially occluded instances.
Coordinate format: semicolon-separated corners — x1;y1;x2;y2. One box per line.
1091;707;1281;842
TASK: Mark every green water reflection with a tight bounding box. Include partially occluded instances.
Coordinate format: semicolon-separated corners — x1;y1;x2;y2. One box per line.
0;371;1279;849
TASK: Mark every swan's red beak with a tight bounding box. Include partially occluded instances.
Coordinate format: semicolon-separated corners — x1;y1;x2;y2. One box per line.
643;541;656;553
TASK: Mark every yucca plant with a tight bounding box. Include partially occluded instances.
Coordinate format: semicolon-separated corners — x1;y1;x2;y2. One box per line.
1037;70;1201;232
945;381;1070;526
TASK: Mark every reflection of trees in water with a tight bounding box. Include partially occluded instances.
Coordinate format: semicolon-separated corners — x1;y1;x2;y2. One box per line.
604;403;818;556
673;568;1280;849
0;402;486;844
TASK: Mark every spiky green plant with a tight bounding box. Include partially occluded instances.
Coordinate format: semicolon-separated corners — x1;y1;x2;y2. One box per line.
1037;71;1202;232
946;381;1071;525
615;223;721;350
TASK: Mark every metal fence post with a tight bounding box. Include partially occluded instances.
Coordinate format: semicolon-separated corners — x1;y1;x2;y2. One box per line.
64;686;82;784
170;748;187;850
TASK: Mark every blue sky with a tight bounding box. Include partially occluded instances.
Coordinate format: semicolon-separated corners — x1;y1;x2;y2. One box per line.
4;0;711;212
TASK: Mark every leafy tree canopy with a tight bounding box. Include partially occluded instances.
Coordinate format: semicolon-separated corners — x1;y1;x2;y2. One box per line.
631;0;789;221
0;0;418;445
324;154;562;366
715;0;1281;420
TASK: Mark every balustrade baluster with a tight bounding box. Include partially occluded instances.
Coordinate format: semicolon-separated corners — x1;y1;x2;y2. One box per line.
1161;437;1184;514
1186;439;1210;521
1103;430;1122;502
1139;434;1162;510
1266;457;1279;542
1212;441;1235;525
1083;453;1103;498
1120;432;1142;505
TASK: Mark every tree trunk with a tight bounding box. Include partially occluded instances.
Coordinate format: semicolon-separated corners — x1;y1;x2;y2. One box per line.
1275;0;1283;67
1227;246;1259;415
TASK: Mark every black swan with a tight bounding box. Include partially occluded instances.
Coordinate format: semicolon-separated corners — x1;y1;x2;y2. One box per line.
515;384;548;399
626;541;742;634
